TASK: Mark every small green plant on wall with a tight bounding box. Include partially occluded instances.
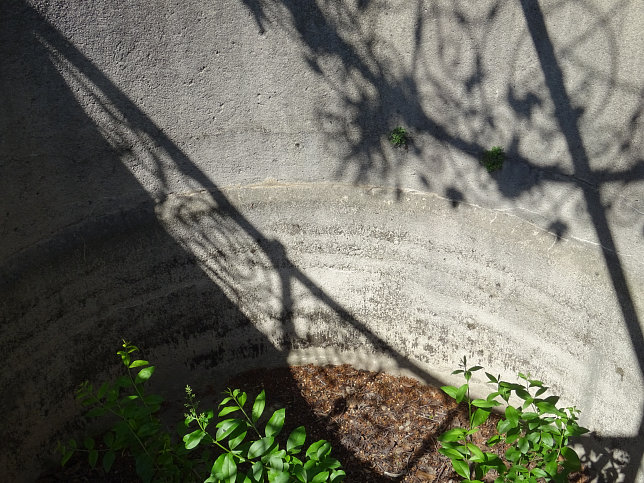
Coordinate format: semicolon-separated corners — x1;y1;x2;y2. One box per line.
58;341;345;482
439;356;588;482
389;126;409;148
481;146;506;172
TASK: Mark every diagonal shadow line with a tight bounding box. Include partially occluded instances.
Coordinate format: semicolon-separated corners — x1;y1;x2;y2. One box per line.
31;4;443;388
519;1;644;480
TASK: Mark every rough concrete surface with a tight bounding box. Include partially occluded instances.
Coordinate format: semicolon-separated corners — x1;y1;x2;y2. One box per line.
1;0;643;481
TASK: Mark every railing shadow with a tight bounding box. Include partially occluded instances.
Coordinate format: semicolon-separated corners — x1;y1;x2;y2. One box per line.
518;2;643;480
1;1;445;479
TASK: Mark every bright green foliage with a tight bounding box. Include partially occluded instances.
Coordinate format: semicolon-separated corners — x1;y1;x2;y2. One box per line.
481;146;505;172
59;341;345;483
389;126;409;148
439;356;588;483
186;386;345;483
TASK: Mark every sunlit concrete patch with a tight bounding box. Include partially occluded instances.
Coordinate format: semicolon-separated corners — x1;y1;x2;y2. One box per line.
157;181;643;437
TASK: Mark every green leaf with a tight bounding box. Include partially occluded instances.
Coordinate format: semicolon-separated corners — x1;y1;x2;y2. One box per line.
471;408;490;428
521;411;539;420
545;459;559;477
307;440;332;461
515;388;531;400
312;471;330;483
441;385;459;399
562;447;581;471
438;428;467;442
265;408;285;437
227;423;248;450
102;450;115;473
566;423;590;437
535;387;548;397
532;468;548;478
526;431;540;444
88;449;98;468
486;434;501;446
470;366;484;372
485;372;498;383
128;359;149;368
134;366;155;384
472;398;500;408
268;454;285;472
505;406;519;427
497;418;513;434
517;436;530;454
452;458;470;479
83;437;95;450
271;471;291;483
528;420;541;431
543;395;560;405
61;448;74;467
216;419;242;441
218;405;241;417
103;432;115;447
118;352;131;367
439;447;466;459
505;446;521;463
135;453;155;483
183;429;206;449
287;426;307;454
96;382;110;399
330;469;346;482
536;401;561;415
252;390;266;424
251;461;264;481
467;443;485;463
248;436;275;458
212;453;237;482
137;421;159;438
541;431;554;447
483;452;505;469
455;384;468;403
505;427;521;444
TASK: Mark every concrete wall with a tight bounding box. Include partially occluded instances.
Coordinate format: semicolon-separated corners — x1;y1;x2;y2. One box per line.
1;0;642;480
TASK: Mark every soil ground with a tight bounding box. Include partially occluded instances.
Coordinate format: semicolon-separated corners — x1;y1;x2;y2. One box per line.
39;364;590;482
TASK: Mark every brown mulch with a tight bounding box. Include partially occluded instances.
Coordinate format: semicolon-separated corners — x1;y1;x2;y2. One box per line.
39;364;590;482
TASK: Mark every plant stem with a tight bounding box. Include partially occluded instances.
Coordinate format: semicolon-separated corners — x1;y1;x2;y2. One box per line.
90;391;161;474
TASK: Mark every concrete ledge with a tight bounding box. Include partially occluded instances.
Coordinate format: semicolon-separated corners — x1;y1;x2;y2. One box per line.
2;183;642;480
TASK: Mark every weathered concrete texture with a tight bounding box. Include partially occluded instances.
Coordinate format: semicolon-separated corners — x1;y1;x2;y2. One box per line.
1;0;643;481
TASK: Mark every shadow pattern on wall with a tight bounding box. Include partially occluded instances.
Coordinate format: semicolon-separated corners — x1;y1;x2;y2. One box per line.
237;0;644;480
1;0;642;480
0;1;444;479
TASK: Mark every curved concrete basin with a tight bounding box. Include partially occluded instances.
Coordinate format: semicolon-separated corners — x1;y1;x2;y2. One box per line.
1;0;643;480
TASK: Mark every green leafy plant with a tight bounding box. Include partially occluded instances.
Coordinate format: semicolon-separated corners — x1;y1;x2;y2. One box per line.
481;146;505;172
59;341;345;483
389;126;409;148
58;341;195;482
184;385;345;483
438;356;588;483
